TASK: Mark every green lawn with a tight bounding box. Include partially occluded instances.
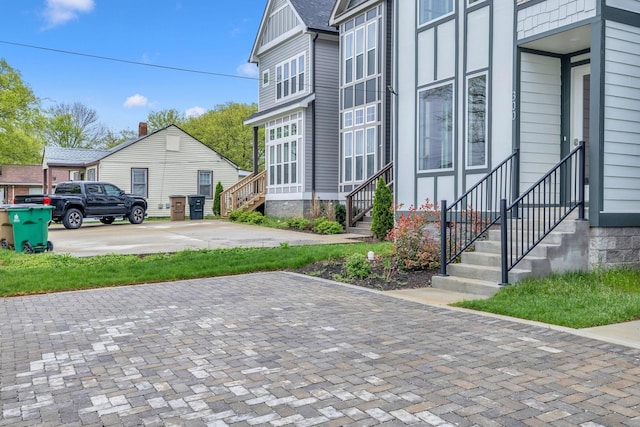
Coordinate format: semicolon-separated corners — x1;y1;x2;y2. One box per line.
0;242;392;297
454;268;640;328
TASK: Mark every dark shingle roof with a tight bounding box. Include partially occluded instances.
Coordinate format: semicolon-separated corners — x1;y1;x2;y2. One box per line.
290;0;337;33
44;146;111;165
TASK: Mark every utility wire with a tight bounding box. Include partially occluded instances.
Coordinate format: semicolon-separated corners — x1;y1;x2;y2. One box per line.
0;39;259;81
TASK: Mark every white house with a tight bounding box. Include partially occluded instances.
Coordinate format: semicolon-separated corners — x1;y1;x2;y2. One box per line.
43;124;241;218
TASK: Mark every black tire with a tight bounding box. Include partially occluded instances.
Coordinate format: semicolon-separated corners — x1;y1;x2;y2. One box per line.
62;208;83;229
0;239;9;249
46;241;54;252
22;242;34;254
128;206;145;224
99;216;115;225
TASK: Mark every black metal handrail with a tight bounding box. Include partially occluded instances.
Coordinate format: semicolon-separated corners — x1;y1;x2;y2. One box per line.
500;142;585;284
439;150;519;276
346;162;393;228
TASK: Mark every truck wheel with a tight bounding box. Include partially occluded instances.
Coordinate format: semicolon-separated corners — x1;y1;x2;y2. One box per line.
128;206;145;224
100;216;115;224
62;208;83;229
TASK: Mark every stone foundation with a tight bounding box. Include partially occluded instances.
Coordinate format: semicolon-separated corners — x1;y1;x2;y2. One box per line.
589;227;640;269
265;199;341;219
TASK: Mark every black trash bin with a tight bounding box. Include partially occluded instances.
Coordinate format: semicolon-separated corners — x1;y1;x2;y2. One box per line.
188;195;205;220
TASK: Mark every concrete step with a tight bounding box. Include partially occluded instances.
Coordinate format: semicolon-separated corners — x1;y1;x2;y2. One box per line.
447;263;531;284
461;251;550;274
486;229;571;245
474;239;559;257
347;220;372;236
430;275;503;297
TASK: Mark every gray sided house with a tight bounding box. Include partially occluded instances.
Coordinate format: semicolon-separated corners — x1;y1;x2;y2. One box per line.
245;0;340;218
329;0;394;195
395;0;640;275
43;125;240;218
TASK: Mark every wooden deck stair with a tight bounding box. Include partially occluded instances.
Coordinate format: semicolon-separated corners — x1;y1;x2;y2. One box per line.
220;171;266;217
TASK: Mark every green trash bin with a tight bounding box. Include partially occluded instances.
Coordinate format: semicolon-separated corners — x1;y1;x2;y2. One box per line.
0;205;14;249
7;205;54;254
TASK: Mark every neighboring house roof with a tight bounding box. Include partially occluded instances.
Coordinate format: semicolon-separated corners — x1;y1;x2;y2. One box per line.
43;125;240;171
249;0;337;63
289;0;337;32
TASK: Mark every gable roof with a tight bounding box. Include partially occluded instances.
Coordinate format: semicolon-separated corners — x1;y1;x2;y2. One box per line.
249;0;337;63
329;0;380;26
43;125;240;170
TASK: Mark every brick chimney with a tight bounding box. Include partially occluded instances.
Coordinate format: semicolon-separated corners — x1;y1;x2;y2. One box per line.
138;122;148;137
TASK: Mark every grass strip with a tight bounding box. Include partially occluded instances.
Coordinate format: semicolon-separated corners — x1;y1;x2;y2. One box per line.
453;268;640;328
0;242;392;297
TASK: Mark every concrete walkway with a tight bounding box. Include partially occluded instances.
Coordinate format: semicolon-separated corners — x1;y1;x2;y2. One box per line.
1;272;640;426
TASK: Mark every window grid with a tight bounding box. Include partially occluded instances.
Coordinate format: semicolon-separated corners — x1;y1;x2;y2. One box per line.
131;168;148;198
198;170;213;198
276;55;305;101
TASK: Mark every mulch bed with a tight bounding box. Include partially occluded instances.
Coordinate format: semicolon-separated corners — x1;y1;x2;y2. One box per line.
294;258;436;291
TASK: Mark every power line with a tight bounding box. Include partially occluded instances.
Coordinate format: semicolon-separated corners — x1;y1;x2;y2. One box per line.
0;39;259;81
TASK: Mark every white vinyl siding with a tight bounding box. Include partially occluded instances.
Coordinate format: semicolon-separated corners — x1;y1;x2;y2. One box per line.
97;127;239;217
516;0;596;40
260;3;300;47
519;53;561;194
603;21;640;212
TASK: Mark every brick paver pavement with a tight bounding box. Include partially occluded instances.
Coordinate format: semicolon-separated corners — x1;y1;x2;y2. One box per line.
1;272;639;426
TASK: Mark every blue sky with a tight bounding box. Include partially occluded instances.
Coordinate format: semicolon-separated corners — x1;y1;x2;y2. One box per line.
0;0;267;133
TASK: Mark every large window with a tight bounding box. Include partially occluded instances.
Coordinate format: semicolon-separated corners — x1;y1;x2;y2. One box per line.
419;0;454;25
267;115;300;190
467;74;487;168
131;168;148;197
198;170;213;198
343;127;376;183
276;55;305;101
418;83;454;171
342;16;377;84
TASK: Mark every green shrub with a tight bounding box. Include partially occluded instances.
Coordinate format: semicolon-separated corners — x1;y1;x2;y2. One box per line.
237;211;264;224
312;218;343;235
344;253;372;279
334;204;346;227
371;177;394;240
287;217;311;230
228;209;244;221
213;182;223;216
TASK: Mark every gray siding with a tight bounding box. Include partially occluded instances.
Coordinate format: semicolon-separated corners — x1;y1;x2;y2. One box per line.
258;35;310;112
517;0;597;40
519;53;562;194
603;20;640;212
312;38;340;194
607;0;640;14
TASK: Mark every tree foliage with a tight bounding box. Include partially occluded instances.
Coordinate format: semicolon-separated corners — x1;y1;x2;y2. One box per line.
182;102;263;171
371;177;394;240
44;102;107;148
147;109;186;132
0;59;44;164
213;181;224;216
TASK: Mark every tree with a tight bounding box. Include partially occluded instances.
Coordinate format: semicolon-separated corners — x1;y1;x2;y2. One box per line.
182;102;263;171
213;181;224;216
147;109;186;132
371;177;394;240
44;102;107;148
98;128;138;149
0;59;44;164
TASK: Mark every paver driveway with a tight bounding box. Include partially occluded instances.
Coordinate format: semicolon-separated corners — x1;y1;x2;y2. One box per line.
1;272;640;426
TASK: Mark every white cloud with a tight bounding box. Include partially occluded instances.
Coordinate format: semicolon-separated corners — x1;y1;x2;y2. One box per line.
237;63;258;78
123;94;149;108
43;0;95;28
185;106;206;118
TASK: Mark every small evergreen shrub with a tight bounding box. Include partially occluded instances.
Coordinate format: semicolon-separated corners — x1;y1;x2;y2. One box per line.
344;253;372;279
371;177;394;240
334;204;346;227
213;182;223;216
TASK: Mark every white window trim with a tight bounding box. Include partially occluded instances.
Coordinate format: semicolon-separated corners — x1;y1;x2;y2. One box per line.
275;54;306;102
465;72;489;170
417;80;455;173
265;115;303;192
262;69;270;87
198;170;213;198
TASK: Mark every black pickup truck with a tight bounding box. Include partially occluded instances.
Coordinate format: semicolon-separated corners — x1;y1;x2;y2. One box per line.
14;181;148;229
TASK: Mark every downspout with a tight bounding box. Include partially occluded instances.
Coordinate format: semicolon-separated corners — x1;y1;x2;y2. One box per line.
311;32;319;197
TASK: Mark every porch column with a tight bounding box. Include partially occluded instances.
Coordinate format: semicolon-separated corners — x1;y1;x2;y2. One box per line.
252;126;259;175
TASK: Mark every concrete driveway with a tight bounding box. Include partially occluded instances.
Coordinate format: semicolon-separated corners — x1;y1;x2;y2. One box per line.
48;219;362;257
